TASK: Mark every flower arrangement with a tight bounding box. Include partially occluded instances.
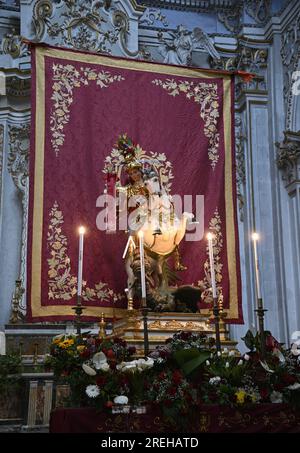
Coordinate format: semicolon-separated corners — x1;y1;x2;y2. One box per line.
46;333;142;407
46;329;300;423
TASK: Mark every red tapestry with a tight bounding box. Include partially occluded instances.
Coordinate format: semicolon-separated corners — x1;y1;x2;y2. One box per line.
27;44;242;323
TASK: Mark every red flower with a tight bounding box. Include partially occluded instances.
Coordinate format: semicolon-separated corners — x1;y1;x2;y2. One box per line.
80;349;91;359
105;401;113;408
282;373;297;385
106;349;115;359
159;372;166;380
265;334;281;352
172;370;183;385
159;350;170;359
260;388;269;401
167;386;177;397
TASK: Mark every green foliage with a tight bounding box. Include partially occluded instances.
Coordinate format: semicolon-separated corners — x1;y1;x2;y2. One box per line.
0;354;22;393
173;348;210;376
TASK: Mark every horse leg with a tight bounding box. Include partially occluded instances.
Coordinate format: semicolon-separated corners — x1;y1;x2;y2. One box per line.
174;245;187;271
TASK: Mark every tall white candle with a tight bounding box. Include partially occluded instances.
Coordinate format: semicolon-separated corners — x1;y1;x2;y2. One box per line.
77;226;85;297
138;230;146;299
252;232;262;299
207;232;217;299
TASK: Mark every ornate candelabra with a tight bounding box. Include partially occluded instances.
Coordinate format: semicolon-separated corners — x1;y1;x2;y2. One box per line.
9;280;24;324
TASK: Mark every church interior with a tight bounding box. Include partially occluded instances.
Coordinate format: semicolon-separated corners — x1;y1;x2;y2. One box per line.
0;0;300;435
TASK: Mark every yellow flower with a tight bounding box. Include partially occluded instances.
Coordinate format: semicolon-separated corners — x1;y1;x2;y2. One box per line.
59;339;74;349
77;345;85;353
250;393;258;403
235;390;246;405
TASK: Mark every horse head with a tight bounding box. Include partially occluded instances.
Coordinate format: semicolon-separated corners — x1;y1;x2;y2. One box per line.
143;169;161;196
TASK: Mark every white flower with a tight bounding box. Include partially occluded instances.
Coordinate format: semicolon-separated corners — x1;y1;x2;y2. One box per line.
116;361;126;371
237;360;243;366
86;385;100;398
225;362;230;368
114;395;128;405
217;351;221;357
82;363;97;376
287;382;300;390
244;354;250;361
291;343;300;356
122;360;138;371
92;352;107;370
229;350;235;357
270;391;283;403
136;358;154;371
99;362;110;372
222;348;228;354
209;376;221;385
205;360;210;366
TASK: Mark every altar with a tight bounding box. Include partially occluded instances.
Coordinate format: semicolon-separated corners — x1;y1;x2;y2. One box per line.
50;405;300;433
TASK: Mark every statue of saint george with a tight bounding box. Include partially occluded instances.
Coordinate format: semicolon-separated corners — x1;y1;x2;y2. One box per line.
103;134;198;312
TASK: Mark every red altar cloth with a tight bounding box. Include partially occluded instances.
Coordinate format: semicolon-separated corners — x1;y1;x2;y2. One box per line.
50;405;300;433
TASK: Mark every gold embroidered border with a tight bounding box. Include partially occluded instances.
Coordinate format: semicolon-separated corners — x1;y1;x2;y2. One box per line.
30;46;239;320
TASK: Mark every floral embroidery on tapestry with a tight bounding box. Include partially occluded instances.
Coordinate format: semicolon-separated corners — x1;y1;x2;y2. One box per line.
50;64;125;156
47;201;123;302
152;78;220;169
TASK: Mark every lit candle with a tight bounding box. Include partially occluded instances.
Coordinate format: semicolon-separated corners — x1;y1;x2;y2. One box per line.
207;232;217;298
138;230;146;299
252;232;262;299
77;226;85;297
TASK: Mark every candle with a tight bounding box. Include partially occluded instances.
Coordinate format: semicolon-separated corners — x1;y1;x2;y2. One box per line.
207;232;217;299
252;232;262;299
138;230;146;299
77;226;85;297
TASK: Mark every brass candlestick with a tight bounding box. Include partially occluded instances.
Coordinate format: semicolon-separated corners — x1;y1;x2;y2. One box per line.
72;295;86;335
213;297;221;352
33;342;39;369
255;298;267;359
141;297;149;357
99;312;106;339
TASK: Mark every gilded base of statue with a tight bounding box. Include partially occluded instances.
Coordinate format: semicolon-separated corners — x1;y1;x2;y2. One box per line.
112;311;238;356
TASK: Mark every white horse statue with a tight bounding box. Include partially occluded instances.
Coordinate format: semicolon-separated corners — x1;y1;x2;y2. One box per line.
124;169;194;309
